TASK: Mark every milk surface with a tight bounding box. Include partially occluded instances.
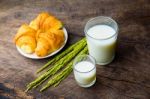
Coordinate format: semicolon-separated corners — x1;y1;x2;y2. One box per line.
75;61;94;72
87;25;116;39
74;61;96;86
86;25;116;65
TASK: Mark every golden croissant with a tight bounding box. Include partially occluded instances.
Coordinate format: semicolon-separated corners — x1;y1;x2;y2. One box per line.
14;12;65;57
14;24;36;54
29;12;63;32
29;12;50;31
35;29;64;57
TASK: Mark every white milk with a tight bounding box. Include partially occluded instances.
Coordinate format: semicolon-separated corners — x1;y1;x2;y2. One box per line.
86;25;116;65
74;61;96;87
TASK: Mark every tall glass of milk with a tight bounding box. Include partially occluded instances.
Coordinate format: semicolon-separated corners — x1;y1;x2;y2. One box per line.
73;55;96;88
84;16;118;65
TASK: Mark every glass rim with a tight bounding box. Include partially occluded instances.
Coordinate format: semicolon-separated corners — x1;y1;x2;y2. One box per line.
73;54;96;73
84;16;119;40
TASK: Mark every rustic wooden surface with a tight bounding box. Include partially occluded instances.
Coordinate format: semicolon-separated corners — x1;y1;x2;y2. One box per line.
0;0;150;99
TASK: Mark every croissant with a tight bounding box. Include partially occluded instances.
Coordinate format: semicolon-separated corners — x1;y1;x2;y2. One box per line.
29;12;63;32
47;29;64;49
29;12;50;30
42;16;63;31
35;29;64;57
14;24;36;54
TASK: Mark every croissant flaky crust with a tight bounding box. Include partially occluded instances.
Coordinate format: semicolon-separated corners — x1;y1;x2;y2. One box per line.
14;12;65;57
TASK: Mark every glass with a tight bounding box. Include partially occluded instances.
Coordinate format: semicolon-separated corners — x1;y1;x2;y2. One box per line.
73;54;96;88
84;16;118;65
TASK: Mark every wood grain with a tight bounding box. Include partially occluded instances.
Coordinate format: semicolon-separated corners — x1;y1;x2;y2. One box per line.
0;0;150;99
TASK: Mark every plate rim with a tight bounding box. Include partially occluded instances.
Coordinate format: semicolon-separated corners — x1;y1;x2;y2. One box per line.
16;27;68;59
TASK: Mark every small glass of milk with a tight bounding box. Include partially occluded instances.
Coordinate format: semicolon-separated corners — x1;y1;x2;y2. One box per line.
84;16;118;65
73;55;96;88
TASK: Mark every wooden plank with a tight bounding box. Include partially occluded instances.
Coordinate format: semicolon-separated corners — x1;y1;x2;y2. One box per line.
0;0;150;98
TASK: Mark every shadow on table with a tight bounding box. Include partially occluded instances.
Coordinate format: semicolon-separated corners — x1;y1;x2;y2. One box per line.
0;83;16;99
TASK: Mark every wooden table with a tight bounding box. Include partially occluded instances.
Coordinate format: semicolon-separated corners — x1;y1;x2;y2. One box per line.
0;0;150;98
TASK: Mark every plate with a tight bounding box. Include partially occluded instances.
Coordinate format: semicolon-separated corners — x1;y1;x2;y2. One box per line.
16;28;68;59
